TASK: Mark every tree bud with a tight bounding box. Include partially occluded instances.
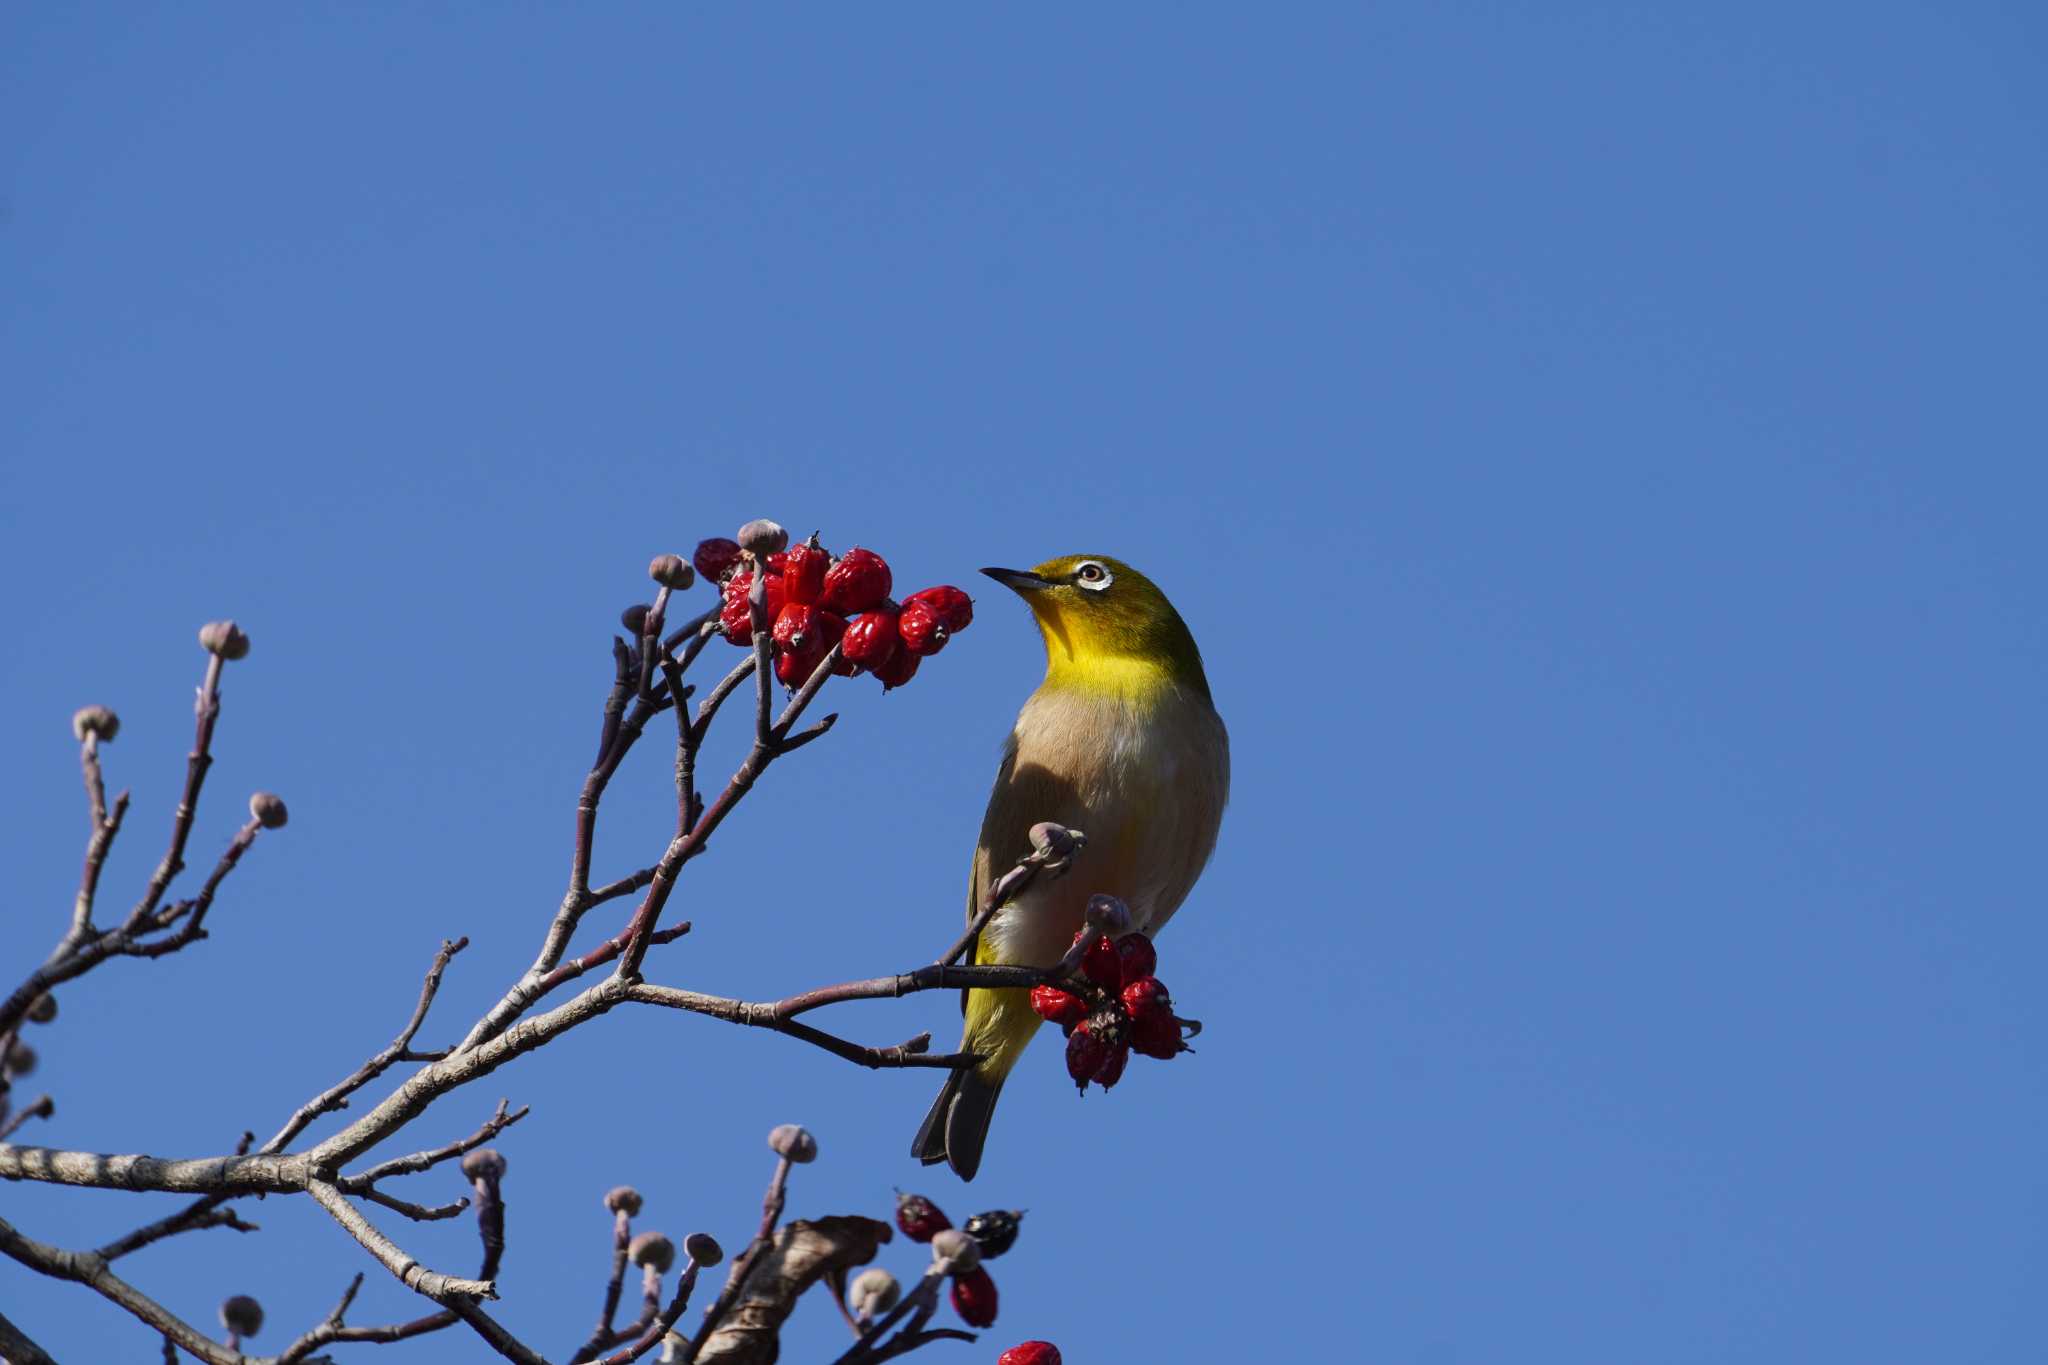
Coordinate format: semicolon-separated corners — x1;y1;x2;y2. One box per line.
26;994;56;1025
930;1227;982;1276
219;1295;264;1338
248;792;288;829
766;1123;817;1163
460;1148;506;1184
605;1185;643;1216
736;519;788;558
71;705;120;742
1028;822;1077;860
684;1232;724;1266
629;1231;675;1272
1083;894;1132;936
199;621;250;660
648;554;696;590
3;1043;35;1079
848;1267;900;1319
621;603;651;634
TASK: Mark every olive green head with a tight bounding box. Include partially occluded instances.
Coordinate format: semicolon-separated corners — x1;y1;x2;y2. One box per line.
981;555;1212;701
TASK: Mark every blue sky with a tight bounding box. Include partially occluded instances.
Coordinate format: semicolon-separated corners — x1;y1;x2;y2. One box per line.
3;5;2044;1361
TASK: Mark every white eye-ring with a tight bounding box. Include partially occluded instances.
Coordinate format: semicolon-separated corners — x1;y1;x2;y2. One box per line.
1074;561;1113;591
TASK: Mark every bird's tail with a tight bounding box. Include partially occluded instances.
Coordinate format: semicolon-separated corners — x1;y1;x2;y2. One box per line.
911;983;1039;1181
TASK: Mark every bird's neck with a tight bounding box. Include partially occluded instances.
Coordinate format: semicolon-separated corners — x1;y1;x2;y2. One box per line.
1039;649;1187;703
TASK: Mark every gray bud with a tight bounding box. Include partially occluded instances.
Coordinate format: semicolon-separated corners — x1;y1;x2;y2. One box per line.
629;1231;675;1272
766;1123;817;1163
71;705;120;742
605;1185;643;1216
648;554;696;591
3;1043;35;1079
26;994;56;1025
929;1227;981;1276
1083;894;1132;935
198;620;250;660
736;519;788;558
848;1267;900;1319
684;1232;724;1266
248;792;289;829
460;1148;506;1184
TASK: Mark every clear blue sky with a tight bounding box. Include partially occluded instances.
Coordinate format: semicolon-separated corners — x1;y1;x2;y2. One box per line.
4;5;2044;1361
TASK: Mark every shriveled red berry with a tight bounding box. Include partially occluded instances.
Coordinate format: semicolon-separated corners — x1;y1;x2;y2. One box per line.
1092;1039;1130;1089
1114;932;1157;985
720;571;788;645
949;1267;998;1327
822;548;892;614
894;1192;951;1243
1029;985;1086;1030
1076;932;1122;992
998;1343;1062;1365
782;538;830;606
1122;976;1170;1017
872;646;921;691
905;585;973;632
1065;1023;1110;1092
897;598;948;656
693;538;744;583
840;608;901;671
1130;1001;1184;1059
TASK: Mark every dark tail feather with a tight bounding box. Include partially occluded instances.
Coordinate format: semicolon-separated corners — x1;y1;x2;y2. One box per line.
910;1068;1005;1181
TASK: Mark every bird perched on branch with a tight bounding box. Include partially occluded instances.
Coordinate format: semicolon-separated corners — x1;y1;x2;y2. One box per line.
913;555;1229;1180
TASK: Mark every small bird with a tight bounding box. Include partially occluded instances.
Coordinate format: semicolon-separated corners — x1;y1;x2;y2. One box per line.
913;554;1229;1180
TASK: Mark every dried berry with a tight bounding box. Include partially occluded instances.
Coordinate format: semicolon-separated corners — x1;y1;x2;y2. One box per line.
1065;1024;1109;1092
999;1343;1062;1365
905;585;973;632
720;571;789;645
821;547;893;614
1130;1001;1185;1059
694;538;744;583
949;1266;999;1328
841;608;901;671
1076;932;1123;993
896;598;948;656
1029;985;1086;1031
1122;976;1170;1016
782;538;831;606
894;1191;951;1243
871;645;921;691
1114;932;1157;985
962;1208;1023;1259
26;994;56;1025
1092;1039;1131;1089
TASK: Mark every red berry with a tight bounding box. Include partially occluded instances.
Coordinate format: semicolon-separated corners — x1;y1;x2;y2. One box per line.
897;598;948;656
821;547;892;614
840;608;901;671
949;1267;998;1327
871;645;921;691
720;571;788;645
1092;1039;1131;1089
1130;1003;1184;1060
763;551;789;575
1076;933;1122;992
692;538;744;584
894;1191;952;1243
1114;932;1157;985
905;585;974;632
782;539;830;606
1122;976;1170;1016
999;1344;1062;1365
1029;985;1086;1030
1065;1022;1109;1091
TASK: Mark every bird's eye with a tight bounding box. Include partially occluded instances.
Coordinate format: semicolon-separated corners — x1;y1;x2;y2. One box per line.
1074;562;1112;591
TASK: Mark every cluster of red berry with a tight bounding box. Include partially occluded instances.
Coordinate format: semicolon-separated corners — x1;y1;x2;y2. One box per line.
1031;930;1194;1093
692;533;973;690
892;1191;1021;1330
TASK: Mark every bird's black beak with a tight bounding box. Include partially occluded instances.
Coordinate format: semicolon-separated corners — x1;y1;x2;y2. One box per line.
980;567;1051;593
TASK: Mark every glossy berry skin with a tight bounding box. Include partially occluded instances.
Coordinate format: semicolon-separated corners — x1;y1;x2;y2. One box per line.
871;645;921;691
998;1344;1062;1365
822;548;892;614
782;540;831;606
1078;933;1123;992
721;571;788;645
894;1192;951;1243
949;1267;998;1327
840;609;901;671
772;603;845;654
1122;976;1170;1017
962;1209;1023;1260
897;598;948;656
1065;1023;1110;1091
693;538;744;584
1114;932;1157;985
1029;985;1086;1030
905;585;974;632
